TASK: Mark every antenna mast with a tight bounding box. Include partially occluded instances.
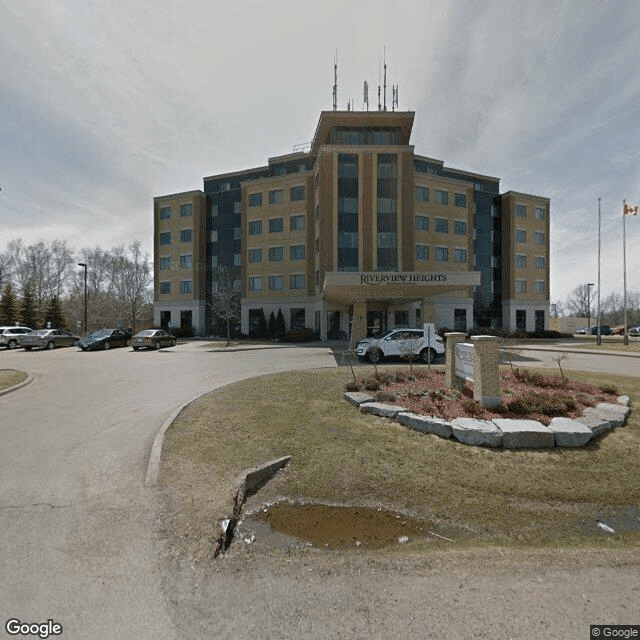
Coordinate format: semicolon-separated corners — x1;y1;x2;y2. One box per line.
332;49;338;111
383;46;387;111
363;81;369;111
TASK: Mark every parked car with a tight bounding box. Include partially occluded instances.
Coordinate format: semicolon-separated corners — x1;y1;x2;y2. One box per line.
130;329;176;350
355;328;445;363
0;326;34;349
574;327;588;335
590;325;612;336
78;328;132;351
629;326;640;337
21;328;80;350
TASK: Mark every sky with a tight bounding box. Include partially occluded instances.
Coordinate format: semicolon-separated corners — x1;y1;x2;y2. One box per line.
1;0;639;303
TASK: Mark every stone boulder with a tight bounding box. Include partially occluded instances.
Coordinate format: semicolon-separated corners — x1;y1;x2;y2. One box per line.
359;402;407;418
617;395;631;407
548;417;593;447
574;414;612;438
451;418;502;447
343;391;375;407
583;403;629;428
493;419;554;449
397;412;452;439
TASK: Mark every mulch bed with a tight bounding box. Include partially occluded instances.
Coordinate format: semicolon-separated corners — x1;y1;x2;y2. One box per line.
346;368;619;425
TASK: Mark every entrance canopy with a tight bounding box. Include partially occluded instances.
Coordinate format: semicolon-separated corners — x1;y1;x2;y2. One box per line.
323;271;481;305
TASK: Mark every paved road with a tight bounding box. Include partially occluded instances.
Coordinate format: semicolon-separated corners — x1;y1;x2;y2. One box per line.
0;341;337;640
1;341;638;639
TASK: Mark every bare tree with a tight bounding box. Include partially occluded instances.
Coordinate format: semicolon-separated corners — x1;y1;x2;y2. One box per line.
207;266;240;346
397;333;422;371
565;284;596;318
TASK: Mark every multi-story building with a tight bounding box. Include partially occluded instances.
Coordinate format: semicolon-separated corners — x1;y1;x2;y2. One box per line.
153;109;550;342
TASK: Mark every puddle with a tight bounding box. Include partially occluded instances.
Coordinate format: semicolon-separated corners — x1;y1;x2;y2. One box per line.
237;502;442;549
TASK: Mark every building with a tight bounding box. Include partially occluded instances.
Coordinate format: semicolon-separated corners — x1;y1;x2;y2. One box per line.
153;109;550;342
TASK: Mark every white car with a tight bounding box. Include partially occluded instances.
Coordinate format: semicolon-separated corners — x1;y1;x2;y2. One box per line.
355;328;445;363
0;326;34;350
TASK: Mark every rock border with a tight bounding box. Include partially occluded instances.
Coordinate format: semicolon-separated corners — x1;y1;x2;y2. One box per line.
345;392;631;449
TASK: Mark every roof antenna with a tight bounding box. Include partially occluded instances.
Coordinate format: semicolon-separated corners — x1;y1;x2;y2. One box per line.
383;46;387;111
364;80;369;111
332;48;338;111
377;53;382;111
392;85;398;111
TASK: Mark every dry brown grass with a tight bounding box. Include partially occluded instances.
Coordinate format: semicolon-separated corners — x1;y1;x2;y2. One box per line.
159;366;640;555
0;369;28;391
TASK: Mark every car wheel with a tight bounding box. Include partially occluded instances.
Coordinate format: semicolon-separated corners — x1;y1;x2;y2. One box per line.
419;348;437;364
73;339;80;346
46;342;55;350
155;341;161;350
367;348;382;363
171;339;176;347
8;340;17;350
104;342;110;350
24;346;32;351
132;346;139;351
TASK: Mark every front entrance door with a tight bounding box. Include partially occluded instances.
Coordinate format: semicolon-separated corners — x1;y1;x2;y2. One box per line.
367;310;386;337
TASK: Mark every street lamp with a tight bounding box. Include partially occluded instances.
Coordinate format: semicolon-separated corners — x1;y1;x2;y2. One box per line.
78;263;87;336
586;283;594;335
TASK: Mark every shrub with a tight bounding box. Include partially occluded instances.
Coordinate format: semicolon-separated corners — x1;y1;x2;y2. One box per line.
376;391;397;403
363;378;381;391
345;381;361;392
461;398;482;416
599;383;618;395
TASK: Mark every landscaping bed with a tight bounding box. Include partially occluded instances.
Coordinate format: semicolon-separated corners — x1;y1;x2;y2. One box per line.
345;368;619;425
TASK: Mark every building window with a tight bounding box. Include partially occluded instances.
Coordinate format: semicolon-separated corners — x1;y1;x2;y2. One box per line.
248;277;262;291
290;274;305;289
269;218;284;233
269;189;283;205
535;310;545;332
180;254;193;269
290;245;305;260
180;229;192;243
233;227;241;240
415;215;429;231
535;231;545;245
249;193;262;207
269;276;284;290
535;280;545;293
516;229;526;243
436;190;448;205
454;193;467;207
210;203;219;216
180;280;193;294
290;214;305;230
415;186;429;202
290;185;305;201
180;203;192;217
159;206;171;220
416;244;429;260
248;249;262;263
535;207;545;220
159;257;171;270
435;246;448;262
516;310;527;331
454;248;467;263
233;201;241;214
515;254;526;268
454;220;467;235
535;256;545;269
435;218;448;233
234;253;241;266
248;220;262;235
269;246;283;261
339;153;360;271
160;281;171;294
516;204;527;217
454;308;467;331
515;279;527;293
160;232;171;245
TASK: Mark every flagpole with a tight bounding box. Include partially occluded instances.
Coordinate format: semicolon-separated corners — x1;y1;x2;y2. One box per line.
623;200;628;345
597;198;602;345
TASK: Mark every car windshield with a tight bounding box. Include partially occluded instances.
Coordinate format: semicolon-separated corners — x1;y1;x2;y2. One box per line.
30;330;50;336
136;330;156;337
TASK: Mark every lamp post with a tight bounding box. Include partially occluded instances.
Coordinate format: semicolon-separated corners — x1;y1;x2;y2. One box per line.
78;263;87;336
586;282;594;335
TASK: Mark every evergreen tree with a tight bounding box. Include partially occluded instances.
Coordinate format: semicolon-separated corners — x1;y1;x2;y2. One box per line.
44;295;68;329
267;311;276;338
0;283;20;325
256;310;267;338
20;281;38;328
275;309;286;336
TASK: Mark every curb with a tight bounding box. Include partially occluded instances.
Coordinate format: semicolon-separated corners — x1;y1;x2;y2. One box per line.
0;372;34;397
514;345;640;359
145;394;203;487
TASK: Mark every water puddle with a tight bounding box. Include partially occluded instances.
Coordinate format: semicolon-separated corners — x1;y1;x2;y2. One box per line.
236;502;444;549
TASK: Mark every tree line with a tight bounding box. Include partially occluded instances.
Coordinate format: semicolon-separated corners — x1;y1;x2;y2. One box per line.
0;238;153;333
552;283;640;326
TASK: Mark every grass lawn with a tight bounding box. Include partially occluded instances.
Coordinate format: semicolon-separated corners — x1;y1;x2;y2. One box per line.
563;340;640;353
159;365;639;556
0;369;28;392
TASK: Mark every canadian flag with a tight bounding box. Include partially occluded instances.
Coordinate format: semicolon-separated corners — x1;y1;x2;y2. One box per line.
624;203;638;215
